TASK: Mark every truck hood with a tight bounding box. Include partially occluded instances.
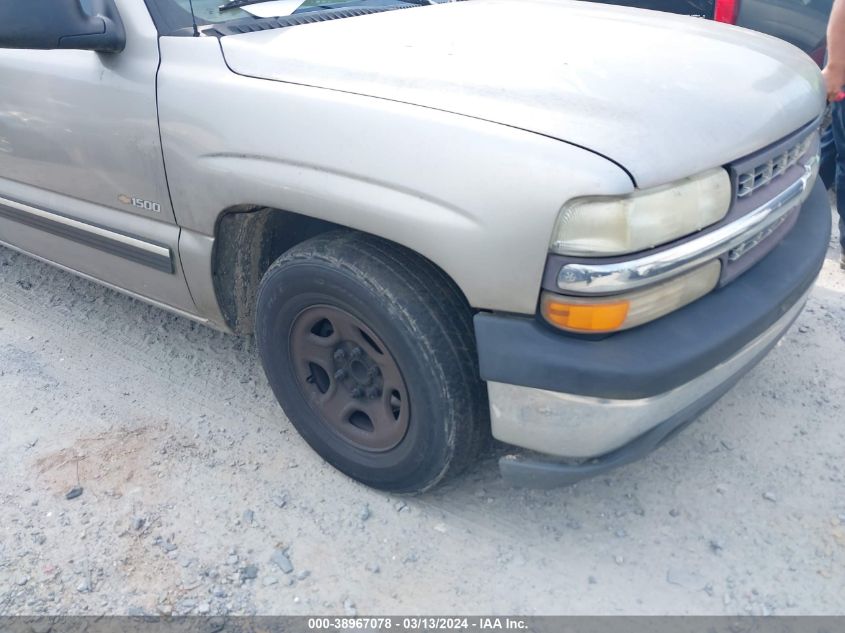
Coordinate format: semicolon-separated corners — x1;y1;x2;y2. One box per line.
219;0;825;188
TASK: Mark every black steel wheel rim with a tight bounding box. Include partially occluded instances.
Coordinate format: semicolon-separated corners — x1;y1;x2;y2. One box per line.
289;305;410;452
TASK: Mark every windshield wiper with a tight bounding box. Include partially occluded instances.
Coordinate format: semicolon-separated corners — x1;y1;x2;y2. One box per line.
218;0;436;10
218;0;332;11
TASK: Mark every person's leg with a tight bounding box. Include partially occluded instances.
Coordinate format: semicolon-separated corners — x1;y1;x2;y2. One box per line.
832;101;845;261
820;122;837;189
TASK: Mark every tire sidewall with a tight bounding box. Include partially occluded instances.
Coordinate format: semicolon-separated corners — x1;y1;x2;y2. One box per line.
256;259;457;491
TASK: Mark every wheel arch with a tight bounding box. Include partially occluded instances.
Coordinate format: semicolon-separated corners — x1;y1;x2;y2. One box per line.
210;205;474;335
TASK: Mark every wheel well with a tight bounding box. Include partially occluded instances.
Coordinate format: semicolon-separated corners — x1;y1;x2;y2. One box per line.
212;206;341;334
211;206;474;335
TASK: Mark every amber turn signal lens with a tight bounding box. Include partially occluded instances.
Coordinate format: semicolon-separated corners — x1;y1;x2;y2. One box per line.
542;297;630;333
541;260;722;334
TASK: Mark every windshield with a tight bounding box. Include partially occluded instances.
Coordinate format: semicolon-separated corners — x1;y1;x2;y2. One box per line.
168;0;435;24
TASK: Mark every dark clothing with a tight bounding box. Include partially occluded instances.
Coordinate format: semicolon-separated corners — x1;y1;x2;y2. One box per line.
819;100;845;249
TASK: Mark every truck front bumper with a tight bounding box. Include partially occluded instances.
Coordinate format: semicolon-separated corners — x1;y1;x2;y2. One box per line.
474;178;831;488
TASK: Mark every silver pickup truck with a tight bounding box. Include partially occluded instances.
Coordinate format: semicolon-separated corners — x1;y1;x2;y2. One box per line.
0;0;831;492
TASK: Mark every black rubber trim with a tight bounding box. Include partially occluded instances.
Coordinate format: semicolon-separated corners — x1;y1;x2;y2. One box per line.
498;308;795;489
0;200;173;274
207;5;414;36
475;178;830;400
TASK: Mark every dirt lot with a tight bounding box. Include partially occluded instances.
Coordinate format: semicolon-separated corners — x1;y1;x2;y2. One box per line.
0;216;844;617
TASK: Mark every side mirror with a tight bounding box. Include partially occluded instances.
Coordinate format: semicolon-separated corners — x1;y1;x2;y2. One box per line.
0;0;126;53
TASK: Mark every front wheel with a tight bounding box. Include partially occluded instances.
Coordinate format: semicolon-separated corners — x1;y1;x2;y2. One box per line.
255;231;488;493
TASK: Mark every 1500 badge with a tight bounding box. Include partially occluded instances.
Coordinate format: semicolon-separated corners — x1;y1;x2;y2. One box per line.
118;194;161;213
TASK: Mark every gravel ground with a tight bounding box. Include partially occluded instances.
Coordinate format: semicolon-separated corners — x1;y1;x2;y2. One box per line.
0;215;844;617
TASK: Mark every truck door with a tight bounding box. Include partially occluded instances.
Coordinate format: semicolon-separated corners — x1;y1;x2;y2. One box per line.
0;0;197;316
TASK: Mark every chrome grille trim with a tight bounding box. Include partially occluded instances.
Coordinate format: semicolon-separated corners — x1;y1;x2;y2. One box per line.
737;133;815;198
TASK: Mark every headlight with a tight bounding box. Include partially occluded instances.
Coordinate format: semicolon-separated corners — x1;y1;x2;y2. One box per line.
541;260;721;333
551;168;732;256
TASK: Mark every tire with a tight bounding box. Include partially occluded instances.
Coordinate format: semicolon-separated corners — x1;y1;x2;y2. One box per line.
255;230;488;493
